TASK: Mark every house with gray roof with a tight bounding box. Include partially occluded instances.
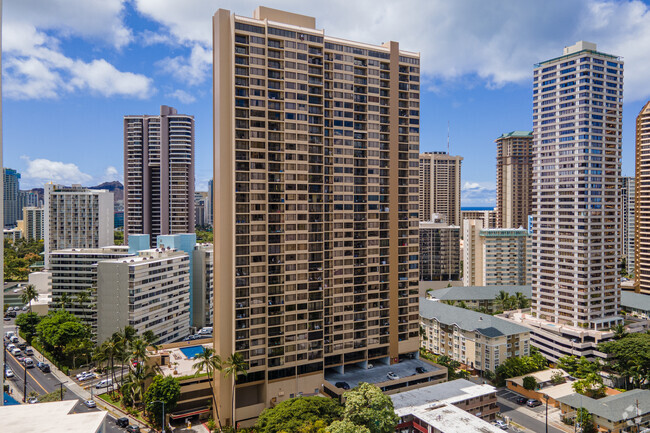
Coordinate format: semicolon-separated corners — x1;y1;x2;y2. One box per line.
621;291;650;320
426;285;531;313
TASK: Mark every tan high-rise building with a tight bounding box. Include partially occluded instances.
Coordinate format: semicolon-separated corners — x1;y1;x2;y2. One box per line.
419;152;462;225
495;131;533;229
635;102;650;294
124;105;195;247
531;41;622;329
213;6;421;424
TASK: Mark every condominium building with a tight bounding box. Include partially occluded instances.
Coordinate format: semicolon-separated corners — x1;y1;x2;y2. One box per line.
419;152;463;225
44;183;114;262
22;206;44;241
207;178;214;227
19;190;39;213
420;299;530;372
464;225;530;287
124;105;195;247
495;131;533;229
3;168;20;227
96;248;191;343
419;219;460;281
49;246;133;332
635;101;650;294
460;209;496;234
531;41;623;329
213;6;421;423
193;243;214;329
621;176;634;275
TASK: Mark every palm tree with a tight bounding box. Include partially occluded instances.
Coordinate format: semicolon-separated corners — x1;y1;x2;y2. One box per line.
513;292;529;309
57;292;71;311
495;290;510;312
122;363;155;408
75;289;92;321
193;348;224;431
223;353;248;427
142;330;159;351
112;330;132;387
612;323;627;340
21;284;39;313
129;338;149;367
99;339;120;395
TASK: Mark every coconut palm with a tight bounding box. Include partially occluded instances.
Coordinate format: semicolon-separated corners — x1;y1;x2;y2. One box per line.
142;330;159;351
495;290;510;312
99;339;120;395
513;292;529;309
193;348;224;431
57;292;71;311
223;353;248;427
21;284;39;313
75;289;92;321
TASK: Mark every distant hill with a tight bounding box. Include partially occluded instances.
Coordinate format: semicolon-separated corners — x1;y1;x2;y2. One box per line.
89;181;124;202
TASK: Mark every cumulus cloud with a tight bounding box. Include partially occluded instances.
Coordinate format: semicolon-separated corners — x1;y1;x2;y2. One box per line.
20;156;93;188
462;181;496;207
133;0;650;101
3;2;153;100
167;89;197;104
156;44;212;86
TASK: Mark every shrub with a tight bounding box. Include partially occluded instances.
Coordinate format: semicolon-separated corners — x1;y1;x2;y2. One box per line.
523;376;538;391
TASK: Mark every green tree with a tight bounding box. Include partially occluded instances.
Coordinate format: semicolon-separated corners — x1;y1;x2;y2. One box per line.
256;396;343;433
15;312;41;344
75;289;92;322
572;373;606;399
342;383;398;433
114;230;124;245
224;352;248;426
576;408;597;433
495;290;510;312
522;376;538;390
599;333;650;389
144;375;181;427
327;420;370;433
121;363;155;408
36;310;88;357
612;323;627;340
513;292;529;309
550;371;566;385
193;348;224;431
21;284;39;313
494;348;547;385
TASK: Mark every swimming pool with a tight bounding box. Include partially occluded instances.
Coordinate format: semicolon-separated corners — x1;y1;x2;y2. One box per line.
179;345;206;359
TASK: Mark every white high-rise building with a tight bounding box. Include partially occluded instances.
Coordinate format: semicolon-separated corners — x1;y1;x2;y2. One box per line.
531;41;623;329
44;184;114;265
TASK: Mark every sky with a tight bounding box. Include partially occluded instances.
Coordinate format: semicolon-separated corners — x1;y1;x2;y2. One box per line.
4;0;650;206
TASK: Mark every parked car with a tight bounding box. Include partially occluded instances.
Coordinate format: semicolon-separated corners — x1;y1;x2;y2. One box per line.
24;347;34;356
515;396;527;405
76;371;91;380
84;400;96;408
335;381;350;390
5;368;14;378
37;362;51;373
27;397;38;404
96;379;113;389
79;372;96;381
526;399;542;408
494;420;508;430
415;367;427;374
387;371;399;380
126;425;140;433
116;417;129;427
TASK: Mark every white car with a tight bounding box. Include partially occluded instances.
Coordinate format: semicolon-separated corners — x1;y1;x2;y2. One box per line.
7;343;16;351
494;420;508;430
387;371;399;380
5;368;14;378
79;372;96;381
76;371;91;380
11;348;21;356
24;347;34;356
84;400;97;408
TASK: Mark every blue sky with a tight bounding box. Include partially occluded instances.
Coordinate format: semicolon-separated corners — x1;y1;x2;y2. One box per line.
4;0;650;206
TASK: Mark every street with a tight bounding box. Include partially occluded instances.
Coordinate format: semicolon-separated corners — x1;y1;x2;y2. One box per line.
497;389;566;433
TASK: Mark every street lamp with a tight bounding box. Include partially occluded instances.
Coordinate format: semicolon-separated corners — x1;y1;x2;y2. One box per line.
543;393;549;433
58;381;68;401
149;400;166;433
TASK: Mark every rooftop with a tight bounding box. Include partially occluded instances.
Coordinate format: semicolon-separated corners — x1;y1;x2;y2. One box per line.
0;400;107;433
324;358;441;388
557;389;650;422
391;379;496;410
496;131;533;140
420;298;531;338
621;291;650;312
399;402;505;433
157;341;214;377
426;285;531;302
508;369;568;388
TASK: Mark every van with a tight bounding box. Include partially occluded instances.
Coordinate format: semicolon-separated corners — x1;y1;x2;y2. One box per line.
198;327;213;335
96;379;113;389
23;358;34;368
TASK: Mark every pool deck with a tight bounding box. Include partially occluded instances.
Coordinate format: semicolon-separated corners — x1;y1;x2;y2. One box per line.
159;342;214;377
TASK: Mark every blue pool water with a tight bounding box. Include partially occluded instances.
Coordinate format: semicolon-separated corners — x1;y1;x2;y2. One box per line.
4;392;19;405
179;345;206;359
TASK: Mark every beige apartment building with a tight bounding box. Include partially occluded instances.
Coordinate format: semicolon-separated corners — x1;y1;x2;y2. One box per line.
621;176;634;276
22;206;44;241
635;101;650;294
464;224;530;287
495;131;533;229
96;248;190;344
420;299;530;373
419;152;463;226
531;41;623;329
460;209;496;234
192;243;214;329
213;6;421;424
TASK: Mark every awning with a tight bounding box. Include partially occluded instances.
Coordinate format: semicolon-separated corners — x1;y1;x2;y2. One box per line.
169;408;211;420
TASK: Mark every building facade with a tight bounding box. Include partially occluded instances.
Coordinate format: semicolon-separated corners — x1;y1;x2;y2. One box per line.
420;299;530;373
621;176;634;276
96;249;191;344
419;152;463;225
495;131;533;229
462;219;484;286
192;243;214;329
531;41;623;329
22;206;44;241
44;184;114;262
3;168;20;227
213;6;421;423
460;209;496;234
419;220;460;281
635;101;650;294
124;105;195;247
19;190;40;214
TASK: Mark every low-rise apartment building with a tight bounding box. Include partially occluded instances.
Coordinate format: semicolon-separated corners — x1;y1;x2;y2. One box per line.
426;285;531;313
420;299;530;372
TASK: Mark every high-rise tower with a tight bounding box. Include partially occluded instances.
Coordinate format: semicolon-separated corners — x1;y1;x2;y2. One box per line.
3;168;20;227
418;152;462;225
635;102;650;294
213;6;421;423
495;131;533;229
124;105;195;246
531;41;623;329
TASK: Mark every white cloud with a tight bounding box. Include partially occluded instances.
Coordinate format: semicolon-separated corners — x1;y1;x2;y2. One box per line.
20;156;93;188
104;166;119;179
461;181;496;207
156;44;212;86
3;2;153;100
167;89;197;104
133;0;650;101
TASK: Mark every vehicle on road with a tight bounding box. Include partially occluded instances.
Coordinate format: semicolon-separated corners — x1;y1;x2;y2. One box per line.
5;368;14;378
78;372;96;381
10;335;19;343
11;348;21;356
515;396;527;405
116;417;129;427
76;371;91;380
415;367;427;374
37;362;51;373
7;343;16;351
335;381;350;390
17;342;27;350
387;371;399;380
23;358;35;368
126;425;141;433
84;400;96;408
494;420;508;430
27;397;38;404
3;316;10;321
526;399;542;407
24;347;34;356
96;378;113;389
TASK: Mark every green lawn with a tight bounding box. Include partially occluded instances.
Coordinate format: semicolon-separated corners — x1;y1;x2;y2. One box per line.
97;393;150;424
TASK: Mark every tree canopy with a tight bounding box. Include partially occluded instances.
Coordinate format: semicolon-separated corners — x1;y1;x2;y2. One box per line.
327;420;370;433
599;333;650;389
144;375;181;426
342;383;399;433
256;396;343;433
4;238;44;281
16;312;41;343
36;310;89;358
494;348;547;385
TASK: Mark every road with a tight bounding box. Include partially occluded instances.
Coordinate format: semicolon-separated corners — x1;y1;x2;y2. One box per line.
497;389;566;433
